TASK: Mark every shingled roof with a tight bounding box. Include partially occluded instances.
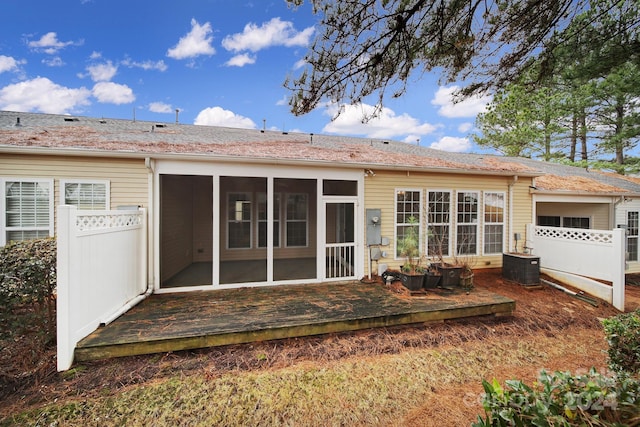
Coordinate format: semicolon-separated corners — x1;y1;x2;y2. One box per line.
504;157;640;195
0;110;537;176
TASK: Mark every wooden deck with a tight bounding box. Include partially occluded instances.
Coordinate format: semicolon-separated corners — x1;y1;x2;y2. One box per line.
75;282;515;362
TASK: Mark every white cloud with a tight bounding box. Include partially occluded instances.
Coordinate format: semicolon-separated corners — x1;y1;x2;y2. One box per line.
0;55;24;73
293;58;306;70
0;77;91;114
429;136;472;153
194;106;256;129
431;86;492;118
167;18;215;60
27;32;80;54
122;58;168;72
86;61;117;82
42;56;64;67
225;53;256;67
458;122;473;133
148;102;173;113
322;103;438;139
222;17;314;53
92;82;135;104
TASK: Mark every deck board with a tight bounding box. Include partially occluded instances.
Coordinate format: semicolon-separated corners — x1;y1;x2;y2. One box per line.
75;282;515;361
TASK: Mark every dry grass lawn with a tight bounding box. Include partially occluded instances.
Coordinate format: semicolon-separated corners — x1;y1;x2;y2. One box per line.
1;269;638;426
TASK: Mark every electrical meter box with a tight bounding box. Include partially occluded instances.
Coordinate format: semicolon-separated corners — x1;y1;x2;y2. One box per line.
366;209;382;245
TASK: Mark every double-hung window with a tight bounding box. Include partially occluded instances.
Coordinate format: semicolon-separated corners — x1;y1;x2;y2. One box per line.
3;179;54;245
395;189;421;258
426;190;451;259
257;192;281;248
483;192;505;254
227;192;252;249
285;193;308;247
628;212;639;262
456;191;479;255
61;180;109;210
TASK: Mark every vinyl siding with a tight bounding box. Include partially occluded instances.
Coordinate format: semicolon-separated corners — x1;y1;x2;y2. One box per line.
363;170;533;275
537;202;609;230
1;153;148;237
615;198;640;274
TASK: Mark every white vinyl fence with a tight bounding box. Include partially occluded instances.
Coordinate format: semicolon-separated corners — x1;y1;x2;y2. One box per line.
57;205;147;371
526;224;625;311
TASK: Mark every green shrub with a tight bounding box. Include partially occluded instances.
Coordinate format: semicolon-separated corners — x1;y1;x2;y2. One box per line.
473;369;640;427
0;238;56;343
602;309;640;375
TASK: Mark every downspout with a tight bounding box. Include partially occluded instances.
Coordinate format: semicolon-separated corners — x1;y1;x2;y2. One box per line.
612;196;626;229
100;157;154;326
508;175;518;252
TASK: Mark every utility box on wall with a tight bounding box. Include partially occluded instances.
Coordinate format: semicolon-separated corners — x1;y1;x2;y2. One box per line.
366;209;382;245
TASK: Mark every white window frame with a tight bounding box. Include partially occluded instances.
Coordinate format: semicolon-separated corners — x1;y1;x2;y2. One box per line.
456;190;479;256
426;189;452;259
257;192;281;248
1;178;54;246
394;188;422;259
284;193;308;248
227;192;252;250
483;191;505;255
627;211;639;262
60;179;110;210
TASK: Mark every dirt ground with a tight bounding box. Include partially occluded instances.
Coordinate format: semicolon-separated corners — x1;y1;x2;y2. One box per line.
1;269;639;423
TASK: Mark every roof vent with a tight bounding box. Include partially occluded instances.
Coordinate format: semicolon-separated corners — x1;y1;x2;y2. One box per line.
64;117;79;122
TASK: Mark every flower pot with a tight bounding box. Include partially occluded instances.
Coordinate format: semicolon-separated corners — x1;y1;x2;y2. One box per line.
423;271;441;289
399;272;425;291
435;263;463;287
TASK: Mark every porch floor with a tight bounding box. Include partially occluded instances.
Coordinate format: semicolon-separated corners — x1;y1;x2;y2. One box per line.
75;281;515;362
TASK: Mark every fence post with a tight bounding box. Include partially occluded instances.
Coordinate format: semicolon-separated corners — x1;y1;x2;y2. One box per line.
56;205;75;371
612;228;626;312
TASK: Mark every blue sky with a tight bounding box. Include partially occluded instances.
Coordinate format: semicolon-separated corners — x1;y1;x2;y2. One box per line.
0;0;492;153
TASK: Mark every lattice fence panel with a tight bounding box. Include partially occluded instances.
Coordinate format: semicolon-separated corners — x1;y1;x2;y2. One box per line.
76;212;143;232
533;226;613;245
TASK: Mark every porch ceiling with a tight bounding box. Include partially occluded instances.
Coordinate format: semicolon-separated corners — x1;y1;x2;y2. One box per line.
74;282;515;362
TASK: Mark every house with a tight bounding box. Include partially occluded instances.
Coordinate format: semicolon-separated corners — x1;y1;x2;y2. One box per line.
0;110;542;289
504;157;640;274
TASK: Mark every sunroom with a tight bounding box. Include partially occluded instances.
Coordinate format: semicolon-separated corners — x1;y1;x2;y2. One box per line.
154;160;364;291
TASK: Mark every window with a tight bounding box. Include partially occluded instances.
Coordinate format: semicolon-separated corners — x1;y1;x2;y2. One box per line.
562;217;590;229
628;212;639;262
3;179;53;245
257;193;280;248
227;193;252;249
285;193;308;247
537;216;561;227
395;189;421;258
484;192;505;254
456;191;478;255
61;180;109;210
427;190;450;259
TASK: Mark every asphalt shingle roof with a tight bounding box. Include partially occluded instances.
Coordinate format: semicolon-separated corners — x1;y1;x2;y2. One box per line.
2;110;640;195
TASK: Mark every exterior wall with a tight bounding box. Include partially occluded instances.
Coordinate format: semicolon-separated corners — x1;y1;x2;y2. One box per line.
536;202;610;230
0;153;148;213
615;197;640;274
363;170;533;275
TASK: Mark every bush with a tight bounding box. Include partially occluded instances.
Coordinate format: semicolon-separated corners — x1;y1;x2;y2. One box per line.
602;309;640;375
473;369;640;427
0;238;56;343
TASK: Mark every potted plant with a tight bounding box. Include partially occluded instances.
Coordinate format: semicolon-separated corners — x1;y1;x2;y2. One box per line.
397;217;425;291
423;264;442;289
